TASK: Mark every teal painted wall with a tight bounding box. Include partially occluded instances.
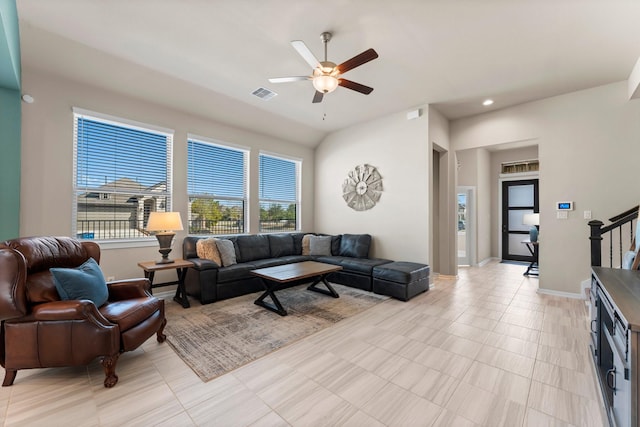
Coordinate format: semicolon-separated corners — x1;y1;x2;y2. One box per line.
0;0;20;240
0;0;20;89
0;87;20;240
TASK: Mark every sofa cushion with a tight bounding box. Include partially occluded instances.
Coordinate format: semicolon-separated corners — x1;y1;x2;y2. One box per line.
309;236;332;256
251;258;290;269
291;233;307;255
51;258;109;307
216;239;237;267
317;256;392;275
236;235;271;262
196;237;221;266
217;263;256;282
331;235;342;255
268;234;295;257
277;255;312;264
339;234;371;258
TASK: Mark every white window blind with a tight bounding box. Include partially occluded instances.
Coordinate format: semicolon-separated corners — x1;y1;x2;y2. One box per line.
187;137;248;235
259;153;300;232
73;110;173;241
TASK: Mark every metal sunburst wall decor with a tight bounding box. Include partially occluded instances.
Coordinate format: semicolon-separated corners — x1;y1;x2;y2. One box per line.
342;164;383;211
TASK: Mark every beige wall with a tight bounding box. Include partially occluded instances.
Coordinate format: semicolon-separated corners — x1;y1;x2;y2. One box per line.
477;148;491;262
451;81;640;294
455;147;492;264
429;107;456;275
315;107;431;264
20;68;315;282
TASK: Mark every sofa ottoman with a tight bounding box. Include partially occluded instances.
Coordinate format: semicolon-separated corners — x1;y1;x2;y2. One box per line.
372;261;430;301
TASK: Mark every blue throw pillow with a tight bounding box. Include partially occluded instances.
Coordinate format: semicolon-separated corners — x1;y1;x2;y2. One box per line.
51;258;109;307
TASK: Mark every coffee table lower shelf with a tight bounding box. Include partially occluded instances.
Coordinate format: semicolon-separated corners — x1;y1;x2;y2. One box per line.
251;261;343;316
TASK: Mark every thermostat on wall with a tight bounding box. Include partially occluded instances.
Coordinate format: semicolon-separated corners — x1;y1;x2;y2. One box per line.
557;201;574;210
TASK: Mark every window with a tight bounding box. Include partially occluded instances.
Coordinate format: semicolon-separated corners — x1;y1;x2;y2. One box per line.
188;136;248;235
259;153;300;232
73;109;173;241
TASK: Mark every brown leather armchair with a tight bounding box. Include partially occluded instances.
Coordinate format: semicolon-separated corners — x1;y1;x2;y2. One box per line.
0;236;166;387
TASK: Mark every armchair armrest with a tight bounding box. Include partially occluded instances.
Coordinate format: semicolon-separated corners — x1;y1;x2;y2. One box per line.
30;300;112;325
107;278;152;300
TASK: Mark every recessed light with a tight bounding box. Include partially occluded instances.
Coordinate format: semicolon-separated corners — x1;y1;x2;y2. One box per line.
482;99;494;106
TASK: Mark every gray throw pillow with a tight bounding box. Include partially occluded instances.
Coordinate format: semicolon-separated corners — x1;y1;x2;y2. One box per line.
309;235;332;256
215;239;237;267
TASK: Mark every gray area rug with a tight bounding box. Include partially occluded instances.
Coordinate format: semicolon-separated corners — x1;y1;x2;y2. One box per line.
164;283;389;382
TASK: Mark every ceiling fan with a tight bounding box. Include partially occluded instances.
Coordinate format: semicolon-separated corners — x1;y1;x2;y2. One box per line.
269;32;378;103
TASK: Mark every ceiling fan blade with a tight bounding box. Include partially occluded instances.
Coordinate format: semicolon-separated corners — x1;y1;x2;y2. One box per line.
336;48;379;74
291;40;321;69
338;79;374;95
312;91;324;103
268;76;309;83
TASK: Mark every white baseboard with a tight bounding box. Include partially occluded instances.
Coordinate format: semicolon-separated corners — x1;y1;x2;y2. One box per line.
579;279;591;299
477;257;498;267
537;287;585;300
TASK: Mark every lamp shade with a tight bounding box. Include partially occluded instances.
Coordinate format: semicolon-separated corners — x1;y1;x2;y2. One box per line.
146;212;184;232
522;213;540;226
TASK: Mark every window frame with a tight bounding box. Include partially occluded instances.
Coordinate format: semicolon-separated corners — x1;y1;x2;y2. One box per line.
187;134;249;236
72;108;174;246
258;151;301;233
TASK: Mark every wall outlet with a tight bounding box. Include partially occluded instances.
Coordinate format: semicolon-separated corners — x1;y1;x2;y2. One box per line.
584;210;592;219
106;276;115;282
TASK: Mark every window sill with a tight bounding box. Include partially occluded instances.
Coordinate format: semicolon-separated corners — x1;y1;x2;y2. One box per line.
91;238;158;250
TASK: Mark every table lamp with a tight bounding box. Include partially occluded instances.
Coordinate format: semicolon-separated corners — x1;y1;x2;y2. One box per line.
522;213;540;243
146;212;184;264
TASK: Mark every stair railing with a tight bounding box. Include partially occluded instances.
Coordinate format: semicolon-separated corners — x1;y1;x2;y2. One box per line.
589;205;638;267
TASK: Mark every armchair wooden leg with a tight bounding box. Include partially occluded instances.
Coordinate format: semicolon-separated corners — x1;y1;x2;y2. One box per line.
2;369;16;386
101;353;120;388
157;318;167;343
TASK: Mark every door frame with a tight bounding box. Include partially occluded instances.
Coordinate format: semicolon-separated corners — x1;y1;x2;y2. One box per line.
457;186;476;266
498;172;539;259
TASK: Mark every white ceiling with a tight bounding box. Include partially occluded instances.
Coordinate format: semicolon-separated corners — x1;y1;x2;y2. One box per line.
16;0;640;147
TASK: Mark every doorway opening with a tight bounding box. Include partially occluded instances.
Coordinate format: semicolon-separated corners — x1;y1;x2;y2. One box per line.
501;178;539;262
457;187;475;266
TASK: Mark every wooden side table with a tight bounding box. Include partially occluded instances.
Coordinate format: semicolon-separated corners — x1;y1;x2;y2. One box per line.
137;259;194;308
522;239;539;277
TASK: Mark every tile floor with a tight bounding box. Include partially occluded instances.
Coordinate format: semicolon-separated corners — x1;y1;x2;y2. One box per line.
0;261;608;426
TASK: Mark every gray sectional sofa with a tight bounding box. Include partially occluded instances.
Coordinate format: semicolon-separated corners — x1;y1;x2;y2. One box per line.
182;232;428;304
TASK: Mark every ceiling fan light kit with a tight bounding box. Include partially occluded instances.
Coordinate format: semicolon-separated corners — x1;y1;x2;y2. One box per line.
312;69;339;93
269;31;378;103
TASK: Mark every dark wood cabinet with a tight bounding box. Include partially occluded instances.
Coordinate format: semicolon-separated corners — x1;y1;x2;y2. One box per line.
591;267;640;427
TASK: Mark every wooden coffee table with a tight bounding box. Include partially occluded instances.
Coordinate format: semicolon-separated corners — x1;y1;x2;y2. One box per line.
251;261;343;316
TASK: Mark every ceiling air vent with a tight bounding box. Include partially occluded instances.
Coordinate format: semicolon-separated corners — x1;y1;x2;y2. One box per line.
251;87;277;101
